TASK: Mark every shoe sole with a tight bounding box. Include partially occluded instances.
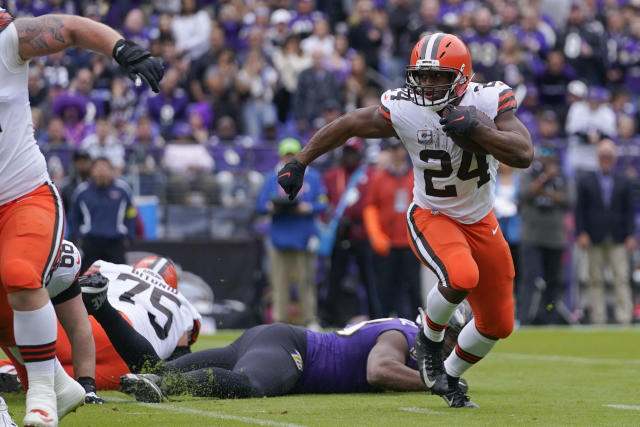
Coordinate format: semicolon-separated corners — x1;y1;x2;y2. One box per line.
23;409;57;427
120;374;164;403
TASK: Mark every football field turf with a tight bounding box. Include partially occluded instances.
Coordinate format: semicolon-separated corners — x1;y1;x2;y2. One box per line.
3;327;639;426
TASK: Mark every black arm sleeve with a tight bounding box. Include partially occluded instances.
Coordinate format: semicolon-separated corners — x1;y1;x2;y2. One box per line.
51;279;81;305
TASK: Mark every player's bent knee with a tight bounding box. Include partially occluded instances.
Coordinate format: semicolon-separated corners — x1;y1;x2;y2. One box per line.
481;319;514;339
1;259;40;292
446;252;479;291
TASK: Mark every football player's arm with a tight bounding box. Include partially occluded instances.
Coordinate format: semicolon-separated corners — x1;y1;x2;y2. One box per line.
472;110;533;169
14;14;121;60
366;330;424;391
14;14;163;92
295;106;398;166
54;294;96;380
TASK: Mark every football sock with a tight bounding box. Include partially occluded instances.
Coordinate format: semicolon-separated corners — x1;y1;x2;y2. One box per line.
14;302;57;377
444;319;497;378
423;286;458;342
92;300;161;372
161;368;254;398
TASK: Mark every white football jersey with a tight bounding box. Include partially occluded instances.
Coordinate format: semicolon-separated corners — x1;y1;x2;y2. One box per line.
380;81;517;224
0;21;50;205
90;260;202;360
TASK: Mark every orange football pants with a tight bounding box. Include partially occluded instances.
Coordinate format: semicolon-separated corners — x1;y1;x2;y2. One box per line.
406;205;515;338
0;183;65;346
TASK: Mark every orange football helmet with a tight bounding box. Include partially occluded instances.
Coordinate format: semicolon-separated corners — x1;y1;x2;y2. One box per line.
134;255;178;289
406;33;473;110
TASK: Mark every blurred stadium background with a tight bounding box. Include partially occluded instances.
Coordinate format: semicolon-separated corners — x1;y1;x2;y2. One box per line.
3;0;640;329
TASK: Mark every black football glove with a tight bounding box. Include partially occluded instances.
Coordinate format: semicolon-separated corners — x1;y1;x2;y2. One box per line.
113;39;164;93
439;105;479;137
277;158;306;200
78;377;105;404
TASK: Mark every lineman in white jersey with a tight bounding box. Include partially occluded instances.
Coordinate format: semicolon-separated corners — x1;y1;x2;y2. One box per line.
277;33;533;408
84;259;201;361
0;8;163;426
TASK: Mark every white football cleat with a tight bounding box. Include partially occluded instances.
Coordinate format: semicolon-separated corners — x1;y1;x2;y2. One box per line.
23;376;58;427
54;367;85;419
0;396;18;427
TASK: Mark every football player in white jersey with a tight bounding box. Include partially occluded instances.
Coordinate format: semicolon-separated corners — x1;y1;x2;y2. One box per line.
77;257;201;389
0;9;163;425
278;33;533;408
3;255;201;393
2;241;104;406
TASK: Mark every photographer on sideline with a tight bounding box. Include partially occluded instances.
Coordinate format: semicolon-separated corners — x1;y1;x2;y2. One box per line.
517;145;571;325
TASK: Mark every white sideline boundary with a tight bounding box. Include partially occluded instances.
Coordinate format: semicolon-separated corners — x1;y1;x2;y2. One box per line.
399;407;446;415
106;397;308;427
495;352;640;365
603;404;640;411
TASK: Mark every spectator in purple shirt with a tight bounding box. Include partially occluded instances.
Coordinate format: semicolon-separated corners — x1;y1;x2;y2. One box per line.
464;7;503;83
535;50;576;116
146;67;190;138
617;15;640;96
122;8;152;50
603;9;627;88
513;6;551;59
408;0;454;47
218;2;244;52
52;91;91;148
290;0;326;40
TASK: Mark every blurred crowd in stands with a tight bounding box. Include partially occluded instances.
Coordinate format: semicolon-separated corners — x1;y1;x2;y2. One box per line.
7;0;640;326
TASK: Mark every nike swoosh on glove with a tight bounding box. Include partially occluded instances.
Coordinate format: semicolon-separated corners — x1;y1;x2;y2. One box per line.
277;158;306;200
439;105;479;137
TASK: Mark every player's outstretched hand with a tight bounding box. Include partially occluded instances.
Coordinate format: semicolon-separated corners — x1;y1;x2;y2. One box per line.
113;39;164;93
439;105;479;137
278;158;306;200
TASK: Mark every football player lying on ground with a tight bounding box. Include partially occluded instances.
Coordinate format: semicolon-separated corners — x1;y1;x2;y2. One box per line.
118;304;472;403
1;241;101;407
2;255;201;392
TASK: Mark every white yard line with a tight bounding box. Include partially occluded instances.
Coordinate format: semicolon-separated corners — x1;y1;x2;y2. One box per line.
603;404;640;411
495;352;640;365
398;407;447;415
105;397;308;427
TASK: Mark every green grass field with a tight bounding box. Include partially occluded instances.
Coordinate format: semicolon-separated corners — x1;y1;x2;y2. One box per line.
3;327;640;426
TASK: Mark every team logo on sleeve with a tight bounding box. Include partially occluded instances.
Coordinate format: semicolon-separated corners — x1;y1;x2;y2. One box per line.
417;130;434;145
290;350;303;372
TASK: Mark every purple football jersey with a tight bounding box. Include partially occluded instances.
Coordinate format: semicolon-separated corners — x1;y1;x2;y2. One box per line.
296;318;419;393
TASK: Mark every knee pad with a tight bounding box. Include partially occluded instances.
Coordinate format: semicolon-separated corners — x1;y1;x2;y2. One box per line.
1;259;40;292
479;316;514;339
444;251;479;291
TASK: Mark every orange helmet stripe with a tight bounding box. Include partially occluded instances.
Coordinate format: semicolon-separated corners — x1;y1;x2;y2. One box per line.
411;38;425;65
